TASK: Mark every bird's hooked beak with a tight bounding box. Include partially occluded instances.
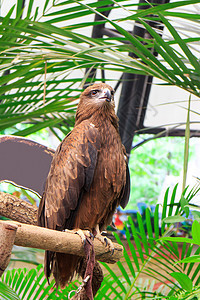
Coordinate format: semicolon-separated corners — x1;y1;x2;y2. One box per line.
101;88;112;102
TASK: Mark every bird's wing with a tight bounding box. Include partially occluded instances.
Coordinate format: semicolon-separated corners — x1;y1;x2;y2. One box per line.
119;145;130;209
119;165;130;209
38;121;101;231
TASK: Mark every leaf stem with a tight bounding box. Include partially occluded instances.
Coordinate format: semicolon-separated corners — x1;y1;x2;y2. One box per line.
182;94;191;192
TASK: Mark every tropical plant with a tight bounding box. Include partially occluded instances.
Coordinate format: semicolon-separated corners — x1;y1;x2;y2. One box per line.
3;90;193;298
0;264;80;300
160;220;200;300
1;1;200;299
0;0;200;138
128;135;196;209
95;184;200;299
1;184;200;299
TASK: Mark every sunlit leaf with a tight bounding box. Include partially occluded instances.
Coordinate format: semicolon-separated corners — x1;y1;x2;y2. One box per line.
177;255;200;264
163;215;186;224
170;272;193;292
192;220;200;245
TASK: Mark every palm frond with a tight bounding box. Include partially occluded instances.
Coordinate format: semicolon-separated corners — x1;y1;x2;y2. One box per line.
98;184;200;299
0;264;80;300
1;0;200;136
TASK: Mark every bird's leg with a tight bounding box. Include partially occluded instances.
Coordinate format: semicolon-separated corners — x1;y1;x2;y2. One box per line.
94;224;115;254
64;228;94;245
74;229;95;300
67;229;95;300
75;229;94;245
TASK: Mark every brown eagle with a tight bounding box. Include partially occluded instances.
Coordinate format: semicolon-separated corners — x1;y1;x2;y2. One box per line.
38;83;130;288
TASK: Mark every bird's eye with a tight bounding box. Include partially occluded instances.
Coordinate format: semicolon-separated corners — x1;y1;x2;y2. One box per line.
90;90;98;96
111;90;114;96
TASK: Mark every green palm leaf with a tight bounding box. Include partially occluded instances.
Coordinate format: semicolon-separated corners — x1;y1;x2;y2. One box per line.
0;281;20;300
1;0;200;136
98;184;200;299
0;265;80;299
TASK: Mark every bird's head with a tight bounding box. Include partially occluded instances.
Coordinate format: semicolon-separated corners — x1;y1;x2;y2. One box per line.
80;83;115;107
75;83;117;126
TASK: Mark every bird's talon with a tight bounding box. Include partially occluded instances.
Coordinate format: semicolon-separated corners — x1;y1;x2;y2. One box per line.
74;229;87;245
72;229;94;246
95;231;115;254
104;237;108;247
111;248;115;255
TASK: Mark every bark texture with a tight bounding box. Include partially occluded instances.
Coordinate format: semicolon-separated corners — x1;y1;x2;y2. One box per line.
0;222;18;276
0;192;122;298
2;220;122;263
0;192;123;263
0;192;37;225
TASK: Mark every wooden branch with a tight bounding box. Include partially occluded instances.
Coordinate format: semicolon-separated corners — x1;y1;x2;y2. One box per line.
2;220;122;264
0;222;18;276
0;192;123;263
0;192;37;225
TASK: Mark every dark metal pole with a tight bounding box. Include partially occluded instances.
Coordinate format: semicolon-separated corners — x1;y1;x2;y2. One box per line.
84;1;114;87
117;0;170;155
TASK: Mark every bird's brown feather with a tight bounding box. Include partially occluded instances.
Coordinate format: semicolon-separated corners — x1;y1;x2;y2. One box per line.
38;83;130;288
38;122;101;231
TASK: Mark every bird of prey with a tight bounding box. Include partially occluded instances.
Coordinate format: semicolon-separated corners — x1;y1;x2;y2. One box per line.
38;83;130;289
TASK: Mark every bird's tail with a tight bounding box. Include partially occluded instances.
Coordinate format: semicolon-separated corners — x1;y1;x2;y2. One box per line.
44;251;80;288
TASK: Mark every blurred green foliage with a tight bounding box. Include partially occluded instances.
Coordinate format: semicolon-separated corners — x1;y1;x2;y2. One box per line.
128;135;195;209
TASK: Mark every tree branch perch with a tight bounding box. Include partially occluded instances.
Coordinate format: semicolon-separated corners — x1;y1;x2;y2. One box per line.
0;192;123;264
0;192;37;225
0;222;18;276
